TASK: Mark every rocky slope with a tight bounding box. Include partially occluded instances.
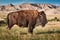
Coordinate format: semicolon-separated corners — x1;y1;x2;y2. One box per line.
0;3;60;13
0;3;60;18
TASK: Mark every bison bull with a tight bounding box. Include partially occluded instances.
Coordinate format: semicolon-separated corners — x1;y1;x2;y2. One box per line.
7;10;47;34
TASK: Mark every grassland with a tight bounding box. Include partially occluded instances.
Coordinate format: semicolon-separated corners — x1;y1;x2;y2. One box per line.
0;21;60;40
0;13;60;40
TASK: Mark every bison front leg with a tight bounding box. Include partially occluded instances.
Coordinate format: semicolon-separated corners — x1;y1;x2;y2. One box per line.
28;23;35;34
28;18;36;34
28;24;32;34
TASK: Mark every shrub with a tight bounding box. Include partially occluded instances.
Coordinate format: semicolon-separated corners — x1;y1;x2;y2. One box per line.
48;17;60;22
0;18;7;26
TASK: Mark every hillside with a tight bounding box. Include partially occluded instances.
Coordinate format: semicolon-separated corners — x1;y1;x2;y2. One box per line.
0;3;60;13
0;3;60;20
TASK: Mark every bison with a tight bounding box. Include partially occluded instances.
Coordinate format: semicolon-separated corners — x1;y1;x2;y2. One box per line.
7;10;47;34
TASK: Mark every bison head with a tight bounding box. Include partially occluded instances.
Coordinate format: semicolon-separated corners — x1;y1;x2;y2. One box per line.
38;11;48;27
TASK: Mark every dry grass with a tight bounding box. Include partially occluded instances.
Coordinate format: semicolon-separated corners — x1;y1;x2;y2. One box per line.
0;21;60;40
0;11;60;40
46;14;60;20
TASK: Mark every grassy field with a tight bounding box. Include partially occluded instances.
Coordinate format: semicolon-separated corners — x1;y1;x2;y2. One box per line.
46;14;60;20
0;13;60;40
0;21;60;40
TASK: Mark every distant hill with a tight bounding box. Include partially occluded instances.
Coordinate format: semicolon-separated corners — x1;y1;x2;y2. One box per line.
0;3;60;16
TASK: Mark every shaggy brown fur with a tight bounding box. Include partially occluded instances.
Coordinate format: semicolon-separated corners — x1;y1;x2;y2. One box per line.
7;10;47;33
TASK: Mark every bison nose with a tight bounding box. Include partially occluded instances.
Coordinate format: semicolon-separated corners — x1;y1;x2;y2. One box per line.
42;20;48;27
42;24;45;27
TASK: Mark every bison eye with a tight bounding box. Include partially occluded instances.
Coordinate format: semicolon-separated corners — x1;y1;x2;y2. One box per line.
40;13;42;15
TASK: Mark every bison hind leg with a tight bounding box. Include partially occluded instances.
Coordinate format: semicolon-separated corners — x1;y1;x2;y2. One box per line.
7;24;13;30
7;22;15;30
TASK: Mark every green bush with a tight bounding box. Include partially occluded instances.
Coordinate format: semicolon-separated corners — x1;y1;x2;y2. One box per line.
0;17;7;26
0;20;7;26
48;17;60;22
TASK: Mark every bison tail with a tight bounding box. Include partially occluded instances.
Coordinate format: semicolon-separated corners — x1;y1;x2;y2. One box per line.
7;14;9;26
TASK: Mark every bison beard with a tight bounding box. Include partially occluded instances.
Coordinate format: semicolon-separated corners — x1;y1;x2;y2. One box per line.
7;10;47;34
